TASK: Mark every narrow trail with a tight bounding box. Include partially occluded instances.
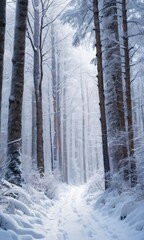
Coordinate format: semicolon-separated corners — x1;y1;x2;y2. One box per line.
44;186;138;240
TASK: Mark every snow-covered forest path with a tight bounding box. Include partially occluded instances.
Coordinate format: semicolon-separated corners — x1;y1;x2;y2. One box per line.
45;186;136;240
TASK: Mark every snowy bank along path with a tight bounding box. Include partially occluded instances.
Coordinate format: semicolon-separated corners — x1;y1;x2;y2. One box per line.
0;181;144;240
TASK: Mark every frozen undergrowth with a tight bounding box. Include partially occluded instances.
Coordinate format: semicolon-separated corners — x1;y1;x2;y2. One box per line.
0;171;144;240
85;171;144;236
0;177;68;240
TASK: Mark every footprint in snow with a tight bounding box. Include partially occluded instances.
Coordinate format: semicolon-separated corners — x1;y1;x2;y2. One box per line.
88;229;93;238
91;215;99;222
58;219;62;225
63;231;68;240
57;230;68;240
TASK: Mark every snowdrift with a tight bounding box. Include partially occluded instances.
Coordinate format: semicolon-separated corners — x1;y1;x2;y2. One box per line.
85;173;144;238
0;179;58;240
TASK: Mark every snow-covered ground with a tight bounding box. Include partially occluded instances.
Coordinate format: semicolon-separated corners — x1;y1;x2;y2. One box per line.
0;179;144;240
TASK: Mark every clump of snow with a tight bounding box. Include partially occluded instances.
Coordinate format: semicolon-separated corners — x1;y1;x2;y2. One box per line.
120;201;138;220
6;197;31;215
9;95;15;102
126;205;144;231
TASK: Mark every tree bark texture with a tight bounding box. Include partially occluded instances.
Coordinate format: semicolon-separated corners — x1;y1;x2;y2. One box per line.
6;0;28;186
93;0;110;189
103;0;127;175
33;0;44;174
36;94;44;173
122;0;137;185
0;0;6;128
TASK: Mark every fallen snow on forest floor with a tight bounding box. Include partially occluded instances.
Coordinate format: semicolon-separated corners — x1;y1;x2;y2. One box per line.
0;177;144;240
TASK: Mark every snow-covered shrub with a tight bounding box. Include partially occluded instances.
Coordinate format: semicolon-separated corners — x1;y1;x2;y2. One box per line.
5;150;22;186
136;157;144;195
23;169;63;200
84;170;104;205
0;131;7;179
108;172;130;195
86;170;104;193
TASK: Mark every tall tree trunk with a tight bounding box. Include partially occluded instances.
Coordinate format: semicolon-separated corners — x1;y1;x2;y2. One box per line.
57;49;62;174
93;0;110;189
63;86;68;183
0;0;6;128
6;0;28;186
122;0;137;186
51;24;58;172
85;83;93;177
36;93;44;173
31;89;37;167
95;138;99;170
80;70;87;183
102;0;128;176
33;0;44;174
48;76;54;171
